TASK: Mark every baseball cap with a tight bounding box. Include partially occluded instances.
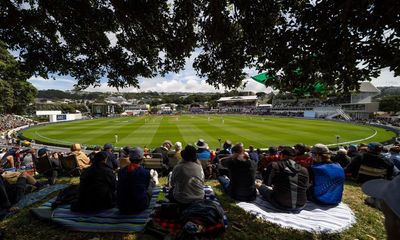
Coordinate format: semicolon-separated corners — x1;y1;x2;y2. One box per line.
280;147;296;157
38;147;49;157
311;144;331;155
129;147;144;162
367;142;383;152
362;176;400;218
348;144;358;151
104;143;113;150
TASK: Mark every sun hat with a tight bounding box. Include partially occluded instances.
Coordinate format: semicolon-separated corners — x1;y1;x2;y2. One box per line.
163;140;173;148
311;143;331;155
195;139;208;149
362;176;400;218
175;141;182;150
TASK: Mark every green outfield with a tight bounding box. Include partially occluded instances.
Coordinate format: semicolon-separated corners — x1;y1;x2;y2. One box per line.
21;115;396;149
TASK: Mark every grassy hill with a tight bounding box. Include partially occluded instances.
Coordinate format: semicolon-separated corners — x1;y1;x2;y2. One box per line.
0;177;386;240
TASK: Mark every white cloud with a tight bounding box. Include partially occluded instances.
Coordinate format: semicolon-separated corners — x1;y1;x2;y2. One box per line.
371;68;400;87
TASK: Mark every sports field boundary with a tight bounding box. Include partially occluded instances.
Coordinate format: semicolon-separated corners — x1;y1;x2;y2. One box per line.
17;115;398;150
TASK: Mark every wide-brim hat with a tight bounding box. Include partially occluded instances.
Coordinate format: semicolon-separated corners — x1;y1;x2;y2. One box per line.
195;139;208;149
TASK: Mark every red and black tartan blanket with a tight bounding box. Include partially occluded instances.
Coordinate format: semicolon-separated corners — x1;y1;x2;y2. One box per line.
150;186;228;234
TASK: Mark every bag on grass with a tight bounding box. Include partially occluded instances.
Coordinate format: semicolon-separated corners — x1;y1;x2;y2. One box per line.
51;184;79;209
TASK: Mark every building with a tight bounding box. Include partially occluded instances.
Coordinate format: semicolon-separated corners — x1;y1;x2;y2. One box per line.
340;82;381;119
91;103;116;116
217;96;258;113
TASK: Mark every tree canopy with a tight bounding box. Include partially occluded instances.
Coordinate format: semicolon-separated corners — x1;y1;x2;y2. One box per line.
0;40;37;114
1;0;399;92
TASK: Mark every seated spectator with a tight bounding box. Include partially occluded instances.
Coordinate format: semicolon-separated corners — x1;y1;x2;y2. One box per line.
103;143;118;170
332;148;351;168
69;144;91;170
218;143;257;201
152;140;173;175
362;176;400;240
293;144;313;168
219;140;232;156
88;146;101;163
37;147;60;185
119;146;131;169
347;145;360;158
0;171;44;217
255;147;309;211
196;139;211;160
308;144;345;205
388;146;400;171
248;145;259;164
346;142;394;183
169;145;205;205
1;146;20;169
173;141;183;162
71;152;116;212
117;147;156;214
258;147;279;172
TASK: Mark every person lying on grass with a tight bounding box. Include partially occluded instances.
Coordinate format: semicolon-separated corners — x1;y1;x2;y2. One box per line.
0;170;44;218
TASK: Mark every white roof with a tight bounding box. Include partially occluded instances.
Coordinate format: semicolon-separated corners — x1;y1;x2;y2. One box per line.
217;96;258;102
359;82;380;93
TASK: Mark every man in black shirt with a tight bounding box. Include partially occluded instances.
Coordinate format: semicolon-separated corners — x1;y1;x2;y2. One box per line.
218;143;257;201
346;142;394;183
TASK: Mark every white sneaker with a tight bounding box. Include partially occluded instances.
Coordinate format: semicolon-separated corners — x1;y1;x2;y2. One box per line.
150;169;159;185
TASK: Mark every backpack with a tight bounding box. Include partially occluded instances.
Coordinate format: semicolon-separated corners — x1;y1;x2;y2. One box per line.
180;200;226;238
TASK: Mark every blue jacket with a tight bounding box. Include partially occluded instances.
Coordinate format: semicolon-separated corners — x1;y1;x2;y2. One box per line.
196;149;211;160
117;165;151;214
310;163;345;205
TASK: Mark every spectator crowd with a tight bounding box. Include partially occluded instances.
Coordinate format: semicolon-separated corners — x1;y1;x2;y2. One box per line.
0;137;399;239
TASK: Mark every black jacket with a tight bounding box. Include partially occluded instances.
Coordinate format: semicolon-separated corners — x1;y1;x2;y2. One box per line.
346;152;394;183
222;158;257;201
72;162;116;212
266;159;309;209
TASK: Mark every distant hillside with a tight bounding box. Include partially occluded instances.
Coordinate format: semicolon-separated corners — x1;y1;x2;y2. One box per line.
376;86;400;98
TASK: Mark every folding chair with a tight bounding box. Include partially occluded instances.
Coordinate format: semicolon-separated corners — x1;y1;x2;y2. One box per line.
60;154;82;176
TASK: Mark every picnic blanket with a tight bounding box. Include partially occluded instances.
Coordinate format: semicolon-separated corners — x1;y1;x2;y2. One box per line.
31;187;162;233
15;184;69;208
1;184;68;220
151;186;228;233
236;196;356;233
